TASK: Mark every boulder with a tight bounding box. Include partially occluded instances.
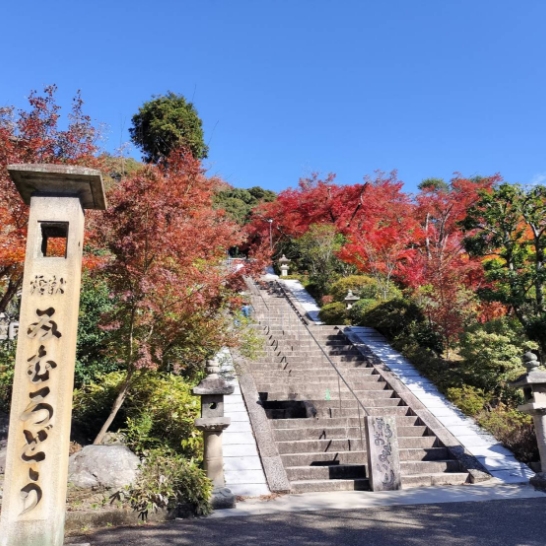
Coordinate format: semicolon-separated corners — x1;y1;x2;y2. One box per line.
68;445;140;489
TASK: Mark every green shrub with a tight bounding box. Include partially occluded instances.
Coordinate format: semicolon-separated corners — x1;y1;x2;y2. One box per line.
476;405;538;463
459;319;534;394
402;320;445;355
0;340;15;413
72;371;126;443
355;298;424;338
72;371;201;457
75;274;119;387
318;302;347;325
330;275;401;303
446;385;486;416
348;299;381;324
123;373;201;458
119;448;212;518
392;336;460;392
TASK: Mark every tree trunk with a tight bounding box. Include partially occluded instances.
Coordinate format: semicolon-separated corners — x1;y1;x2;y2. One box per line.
92;373;133;445
0;278;21;314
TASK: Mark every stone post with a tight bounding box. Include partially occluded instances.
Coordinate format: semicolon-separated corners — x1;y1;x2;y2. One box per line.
278;254;290;277
193;360;235;509
365;415;402;491
344;289;359;310
511;352;546;490
0;164;106;546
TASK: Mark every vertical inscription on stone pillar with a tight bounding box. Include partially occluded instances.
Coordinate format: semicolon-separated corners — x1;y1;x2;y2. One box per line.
18;305;63;515
30;275;66;296
365;415;401;491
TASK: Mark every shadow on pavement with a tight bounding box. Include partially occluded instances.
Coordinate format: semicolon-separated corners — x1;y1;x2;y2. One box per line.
70;497;546;546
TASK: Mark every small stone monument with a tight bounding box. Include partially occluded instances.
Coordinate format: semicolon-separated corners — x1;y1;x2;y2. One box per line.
365;415;402;491
0;164;106;546
344;289;359;310
511;352;546;490
278;254;291;277
193;359;235;509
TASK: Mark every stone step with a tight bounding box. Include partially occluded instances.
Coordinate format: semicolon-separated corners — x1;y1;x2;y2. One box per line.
269;416;422;429
281;451;368;467
266;398;404;409
313;406;412;418
286;464;367;481
402;473;469;488
290;478;370;493
256;379;388;391
280;451;460;471
400;460;461;474
274;425;430;442
277;440;447;461
251;364;370;374
251;367;376;376
277;438;365;454
263;389;397;400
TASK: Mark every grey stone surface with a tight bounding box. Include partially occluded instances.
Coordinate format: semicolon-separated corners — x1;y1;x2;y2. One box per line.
8;163;107;210
365;416;401;491
261;456;292;493
68;445;140;489
211;487;236;510
233;353;291;493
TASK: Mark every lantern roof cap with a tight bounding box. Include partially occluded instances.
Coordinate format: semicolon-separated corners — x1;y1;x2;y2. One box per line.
8;163;107;210
344;289;359;302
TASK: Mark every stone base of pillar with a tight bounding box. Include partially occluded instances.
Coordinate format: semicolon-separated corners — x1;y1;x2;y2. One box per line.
530;472;546;491
211;487;236;509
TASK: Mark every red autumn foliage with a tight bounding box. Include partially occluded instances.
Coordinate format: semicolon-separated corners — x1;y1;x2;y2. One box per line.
0;85;100;312
91;150;244;443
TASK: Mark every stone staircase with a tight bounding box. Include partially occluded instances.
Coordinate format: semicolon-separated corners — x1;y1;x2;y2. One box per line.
247;281;470;493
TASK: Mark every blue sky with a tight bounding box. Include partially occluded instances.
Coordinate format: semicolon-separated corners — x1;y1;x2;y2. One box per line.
1;1;546;195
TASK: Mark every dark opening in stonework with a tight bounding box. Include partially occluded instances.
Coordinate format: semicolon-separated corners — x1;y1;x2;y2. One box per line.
40;222;69;258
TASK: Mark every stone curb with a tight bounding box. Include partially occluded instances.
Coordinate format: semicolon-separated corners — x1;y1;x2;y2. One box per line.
341;327;492;482
230;350;292;494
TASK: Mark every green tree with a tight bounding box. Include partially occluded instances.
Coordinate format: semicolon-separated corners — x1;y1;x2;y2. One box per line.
75;273;119;386
293;224;347;295
462;183;546;356
459;319;532;394
214;186;276;225
129;92;208;163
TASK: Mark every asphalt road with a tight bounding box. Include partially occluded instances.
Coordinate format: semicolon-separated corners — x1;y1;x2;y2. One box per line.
70;497;546;546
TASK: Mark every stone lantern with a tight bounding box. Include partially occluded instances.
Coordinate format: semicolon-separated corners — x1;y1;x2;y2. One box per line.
511;352;546;490
193;359;235;509
344;289;359;310
0;313;8;340
278;254;291;277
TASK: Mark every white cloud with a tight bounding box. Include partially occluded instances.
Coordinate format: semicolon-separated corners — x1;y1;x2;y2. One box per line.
529;173;546;186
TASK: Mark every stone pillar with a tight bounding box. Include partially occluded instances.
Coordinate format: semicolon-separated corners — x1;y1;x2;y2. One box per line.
365;415;402;491
0;164;106;546
193;360;235;509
